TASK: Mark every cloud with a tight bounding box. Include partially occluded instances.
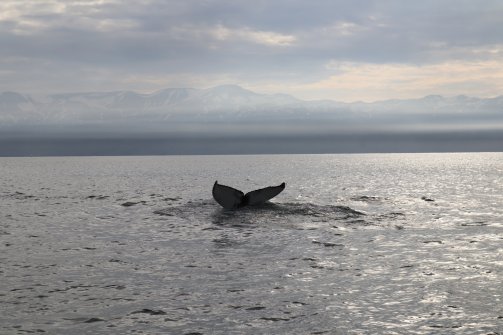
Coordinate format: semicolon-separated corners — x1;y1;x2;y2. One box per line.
211;25;296;46
171;24;296;47
287;60;503;102
1;1;503;100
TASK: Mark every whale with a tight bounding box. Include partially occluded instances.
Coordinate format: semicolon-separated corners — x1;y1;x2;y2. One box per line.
212;181;286;209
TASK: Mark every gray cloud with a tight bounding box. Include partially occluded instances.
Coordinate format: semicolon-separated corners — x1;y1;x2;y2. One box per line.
1;0;503;99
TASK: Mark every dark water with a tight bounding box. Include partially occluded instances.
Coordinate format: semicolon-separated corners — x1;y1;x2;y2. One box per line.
1;153;502;334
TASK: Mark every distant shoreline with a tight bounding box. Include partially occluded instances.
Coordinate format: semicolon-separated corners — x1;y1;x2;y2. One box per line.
1;130;502;157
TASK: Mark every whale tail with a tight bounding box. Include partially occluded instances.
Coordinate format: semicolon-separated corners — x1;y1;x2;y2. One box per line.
212;181;286;209
212;181;244;209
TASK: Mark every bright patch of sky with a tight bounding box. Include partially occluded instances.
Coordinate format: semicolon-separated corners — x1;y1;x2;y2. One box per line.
1;0;503;102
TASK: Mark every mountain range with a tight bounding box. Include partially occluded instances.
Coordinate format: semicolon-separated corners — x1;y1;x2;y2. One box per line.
1;85;503;135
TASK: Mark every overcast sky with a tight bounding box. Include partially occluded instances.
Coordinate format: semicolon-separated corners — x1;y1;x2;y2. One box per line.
1;0;503;102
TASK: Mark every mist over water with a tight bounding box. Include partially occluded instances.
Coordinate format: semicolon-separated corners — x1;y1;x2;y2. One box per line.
1;153;503;334
2;85;503;157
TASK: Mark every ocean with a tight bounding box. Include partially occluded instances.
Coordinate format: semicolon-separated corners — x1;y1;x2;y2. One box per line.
1;153;502;334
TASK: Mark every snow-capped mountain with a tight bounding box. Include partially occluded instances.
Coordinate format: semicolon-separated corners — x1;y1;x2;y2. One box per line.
0;85;305;124
1;85;503;133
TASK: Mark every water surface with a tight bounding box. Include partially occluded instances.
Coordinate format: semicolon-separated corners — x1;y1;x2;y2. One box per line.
1;153;502;334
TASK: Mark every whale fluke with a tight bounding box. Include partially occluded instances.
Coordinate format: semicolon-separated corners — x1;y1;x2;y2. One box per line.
242;182;286;206
212;181;286;209
212;181;244;209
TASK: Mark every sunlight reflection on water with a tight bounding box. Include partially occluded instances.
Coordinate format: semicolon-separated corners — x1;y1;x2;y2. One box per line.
1;153;503;334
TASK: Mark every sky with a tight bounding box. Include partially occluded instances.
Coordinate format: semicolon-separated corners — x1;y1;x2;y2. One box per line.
1;0;503;102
